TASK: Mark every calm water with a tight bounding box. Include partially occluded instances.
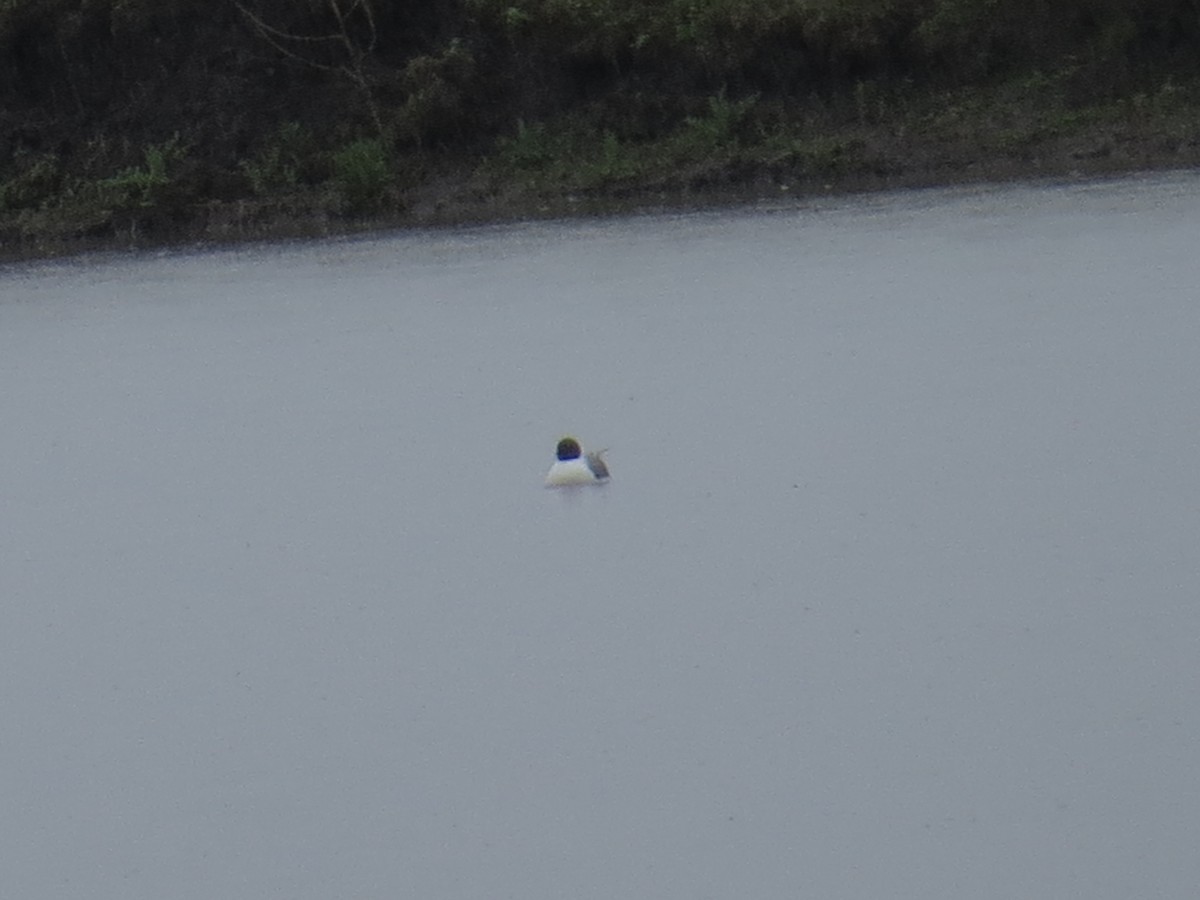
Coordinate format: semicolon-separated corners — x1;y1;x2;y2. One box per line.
3;172;1199;899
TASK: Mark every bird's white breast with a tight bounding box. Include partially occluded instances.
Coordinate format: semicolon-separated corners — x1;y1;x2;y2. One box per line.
545;459;602;487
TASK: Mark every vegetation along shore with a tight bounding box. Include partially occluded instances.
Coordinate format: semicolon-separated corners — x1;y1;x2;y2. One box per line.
2;0;1199;261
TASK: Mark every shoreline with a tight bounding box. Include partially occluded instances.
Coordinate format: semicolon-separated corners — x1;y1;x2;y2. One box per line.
5;0;1200;266
4;126;1199;265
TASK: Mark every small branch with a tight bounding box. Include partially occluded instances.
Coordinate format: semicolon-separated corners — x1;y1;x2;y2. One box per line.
231;0;345;71
231;0;385;135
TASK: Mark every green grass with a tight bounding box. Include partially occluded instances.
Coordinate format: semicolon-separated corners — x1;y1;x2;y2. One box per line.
95;136;187;211
332;138;393;213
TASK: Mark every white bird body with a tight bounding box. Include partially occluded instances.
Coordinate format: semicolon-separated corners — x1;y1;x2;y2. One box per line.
545;437;609;487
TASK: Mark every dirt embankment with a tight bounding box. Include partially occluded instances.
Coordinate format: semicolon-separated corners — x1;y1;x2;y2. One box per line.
2;0;1199;261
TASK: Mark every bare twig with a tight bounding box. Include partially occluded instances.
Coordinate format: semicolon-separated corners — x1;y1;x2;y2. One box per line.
232;0;384;134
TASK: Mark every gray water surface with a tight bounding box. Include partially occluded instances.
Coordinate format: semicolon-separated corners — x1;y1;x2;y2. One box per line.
3;173;1199;899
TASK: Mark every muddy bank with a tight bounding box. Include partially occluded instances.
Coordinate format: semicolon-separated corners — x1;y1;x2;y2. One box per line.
3;0;1199;261
6;102;1197;263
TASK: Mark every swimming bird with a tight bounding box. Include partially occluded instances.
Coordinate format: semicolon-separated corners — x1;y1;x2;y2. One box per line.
545;436;610;487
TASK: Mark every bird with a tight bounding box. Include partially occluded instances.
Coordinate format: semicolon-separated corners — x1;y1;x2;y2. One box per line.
545;436;610;487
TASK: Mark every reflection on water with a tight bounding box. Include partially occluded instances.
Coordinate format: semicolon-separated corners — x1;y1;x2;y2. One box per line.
3;172;1200;900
